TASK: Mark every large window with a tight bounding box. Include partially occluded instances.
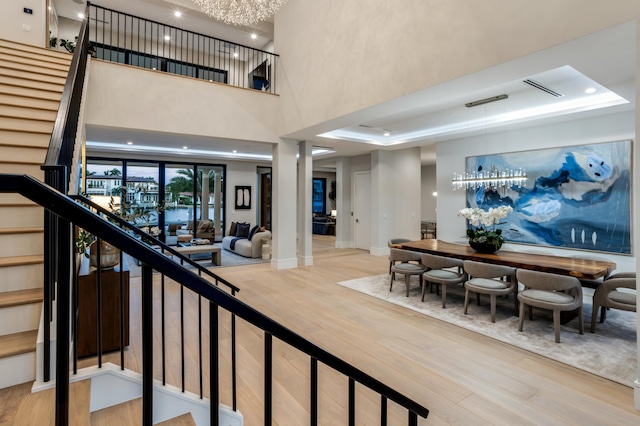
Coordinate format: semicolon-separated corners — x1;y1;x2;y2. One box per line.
85;158;226;243
312;178;326;214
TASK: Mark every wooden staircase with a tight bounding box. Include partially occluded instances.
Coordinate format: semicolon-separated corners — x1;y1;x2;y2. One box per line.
0;38;71;389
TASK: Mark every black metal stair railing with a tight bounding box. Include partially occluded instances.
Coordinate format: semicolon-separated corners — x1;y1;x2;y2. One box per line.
87;2;279;94
2;174;429;425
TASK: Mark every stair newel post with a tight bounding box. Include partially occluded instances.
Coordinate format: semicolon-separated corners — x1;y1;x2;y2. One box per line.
265;332;273;426
54;215;72;426
141;264;153;426
209;302;219;426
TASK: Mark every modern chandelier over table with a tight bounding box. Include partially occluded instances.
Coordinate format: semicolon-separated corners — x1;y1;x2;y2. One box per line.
192;0;288;26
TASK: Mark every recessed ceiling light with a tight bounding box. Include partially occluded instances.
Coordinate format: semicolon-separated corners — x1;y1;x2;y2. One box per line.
251;33;257;39
127;141;133;145
233;52;239;58
152;67;157;70
78;13;84;19
432;192;438;197
164;35;171;41
183;146;188;149
585;87;597;94
232;150;238;153
383;132;391;137
174;11;181;17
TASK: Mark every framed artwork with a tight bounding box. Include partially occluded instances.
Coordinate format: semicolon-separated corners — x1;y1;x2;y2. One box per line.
235;185;251;210
465;140;632;254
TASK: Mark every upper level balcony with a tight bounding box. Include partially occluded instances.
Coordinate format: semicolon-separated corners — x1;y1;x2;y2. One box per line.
86;3;278;95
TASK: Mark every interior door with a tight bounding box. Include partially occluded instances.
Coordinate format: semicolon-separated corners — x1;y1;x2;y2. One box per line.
354;172;371;251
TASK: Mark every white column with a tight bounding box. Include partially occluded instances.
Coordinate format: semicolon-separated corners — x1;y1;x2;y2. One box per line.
214;170;222;240
336;157;353;248
298;141;313;265
371;148;422;256
271;139;298;269
200;168;210;221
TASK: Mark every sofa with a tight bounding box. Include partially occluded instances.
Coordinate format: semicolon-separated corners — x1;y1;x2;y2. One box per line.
222;223;271;258
312;214;336;235
173;220;214;242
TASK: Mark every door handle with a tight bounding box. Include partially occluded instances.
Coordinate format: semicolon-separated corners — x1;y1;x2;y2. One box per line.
355;219;359;223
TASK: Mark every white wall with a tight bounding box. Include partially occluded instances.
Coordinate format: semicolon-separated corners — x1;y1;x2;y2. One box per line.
275;0;640;136
0;0;47;47
421;165;437;222
85;60;283;143
436;110;636;272
226;161;261;232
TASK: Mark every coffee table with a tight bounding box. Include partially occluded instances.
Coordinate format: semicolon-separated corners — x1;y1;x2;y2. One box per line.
175;242;221;265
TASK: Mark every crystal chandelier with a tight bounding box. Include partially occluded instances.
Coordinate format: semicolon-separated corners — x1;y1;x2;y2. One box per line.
192;0;288;26
452;166;527;191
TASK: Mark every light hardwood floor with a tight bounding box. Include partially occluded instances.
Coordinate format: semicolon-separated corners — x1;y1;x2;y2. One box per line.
2;235;639;425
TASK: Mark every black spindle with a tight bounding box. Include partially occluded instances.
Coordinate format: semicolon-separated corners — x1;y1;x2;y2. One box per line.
265;333;272;426
311;358;318;426
209;302;219;426
141;264;153;426
349;378;355;426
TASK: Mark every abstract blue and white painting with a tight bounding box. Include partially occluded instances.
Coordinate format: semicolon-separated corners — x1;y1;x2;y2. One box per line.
465;140;632;254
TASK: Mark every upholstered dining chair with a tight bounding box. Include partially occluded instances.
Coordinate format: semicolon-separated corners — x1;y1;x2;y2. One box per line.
516;269;583;343
388;238;412;274
420;253;466;308
590;272;636;333
462;260;518;323
389;248;425;297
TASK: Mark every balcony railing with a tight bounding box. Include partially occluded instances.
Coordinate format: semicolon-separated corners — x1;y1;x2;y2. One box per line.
87;2;278;94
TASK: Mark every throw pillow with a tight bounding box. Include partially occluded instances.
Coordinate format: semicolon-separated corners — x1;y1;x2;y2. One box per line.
248;224;260;241
259;226;266;232
235;222;250;238
229;221;237;236
197;220;211;233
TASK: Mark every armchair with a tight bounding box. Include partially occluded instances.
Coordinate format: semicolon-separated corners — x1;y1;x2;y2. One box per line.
590;272;636;333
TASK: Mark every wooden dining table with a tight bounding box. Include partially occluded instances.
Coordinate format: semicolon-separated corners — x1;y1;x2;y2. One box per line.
400;239;616;281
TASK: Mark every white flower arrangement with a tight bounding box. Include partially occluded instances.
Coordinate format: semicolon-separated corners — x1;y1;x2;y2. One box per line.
458;205;513;250
457;206;513;228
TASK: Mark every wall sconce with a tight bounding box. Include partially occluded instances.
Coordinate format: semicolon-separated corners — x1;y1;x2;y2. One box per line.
330;210;337;217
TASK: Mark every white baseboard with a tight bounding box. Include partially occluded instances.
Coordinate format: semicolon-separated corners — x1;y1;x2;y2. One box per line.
335;240;354;249
270;257;297;270
298;255;313;266
369;246;388;256
634;378;640;410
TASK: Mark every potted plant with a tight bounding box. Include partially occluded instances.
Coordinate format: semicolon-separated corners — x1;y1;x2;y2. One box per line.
458;206;513;253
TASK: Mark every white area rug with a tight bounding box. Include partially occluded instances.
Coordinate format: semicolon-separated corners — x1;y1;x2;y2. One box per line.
337;274;637;387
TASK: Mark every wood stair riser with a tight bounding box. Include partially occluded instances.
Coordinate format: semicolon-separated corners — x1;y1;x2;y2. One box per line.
0;205;44;226
0;83;63;101
0;93;60;110
0;263;43;293
0;75;63;93
0;52;71;72
0;163;46;179
0;129;51;148
0;351;36;390
0;303;42;335
0;116;54;133
0;61;69;80
0;67;67;86
0;104;58;121
0;232;43;257
0;145;48;165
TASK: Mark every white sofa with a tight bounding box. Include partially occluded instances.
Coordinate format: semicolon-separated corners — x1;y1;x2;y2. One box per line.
222;229;271;258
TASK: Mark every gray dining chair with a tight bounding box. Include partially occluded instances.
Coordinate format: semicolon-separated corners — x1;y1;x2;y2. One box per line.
421;253;466;308
388;238;412;274
516;269;583;343
463;260;518;323
590;272;636;333
389;248;425;297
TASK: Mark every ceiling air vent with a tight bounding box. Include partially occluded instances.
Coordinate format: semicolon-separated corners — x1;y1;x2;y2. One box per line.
523;79;564;97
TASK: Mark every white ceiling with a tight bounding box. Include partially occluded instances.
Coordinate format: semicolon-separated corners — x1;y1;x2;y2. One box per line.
53;1;636;168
